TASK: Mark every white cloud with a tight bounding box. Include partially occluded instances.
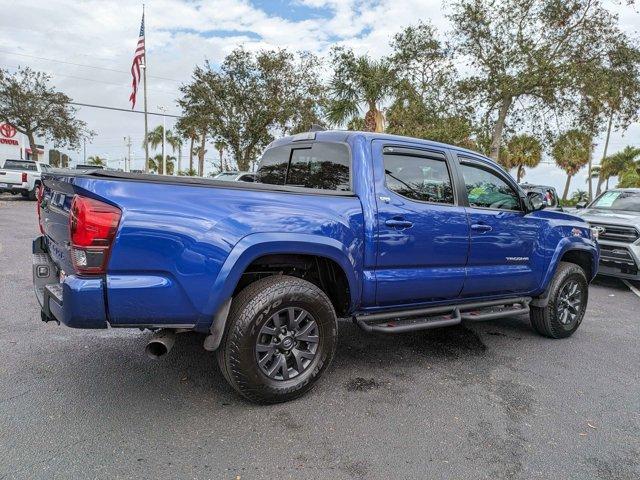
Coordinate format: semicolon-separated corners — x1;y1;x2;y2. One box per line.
0;0;638;189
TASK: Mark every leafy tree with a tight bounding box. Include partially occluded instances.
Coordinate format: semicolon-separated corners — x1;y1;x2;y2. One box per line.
585;39;640;196
179;48;324;171
48;149;62;168
87;155;106;167
552;130;592;201
178;168;198;176
327;47;395;132
448;0;625;163
500;134;542;182
0;67;92;161
572;35;640;200
386;22;475;147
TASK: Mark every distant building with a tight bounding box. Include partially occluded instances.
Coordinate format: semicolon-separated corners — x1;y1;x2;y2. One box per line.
0;123;61;164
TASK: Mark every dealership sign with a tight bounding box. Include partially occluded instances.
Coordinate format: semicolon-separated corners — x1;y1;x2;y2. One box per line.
0;123;19;145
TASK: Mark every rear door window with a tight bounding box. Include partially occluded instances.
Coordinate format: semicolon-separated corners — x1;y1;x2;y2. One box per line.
383;151;454;204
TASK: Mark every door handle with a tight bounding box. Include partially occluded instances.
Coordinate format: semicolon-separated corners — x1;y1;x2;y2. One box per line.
385;218;413;229
471;223;492;233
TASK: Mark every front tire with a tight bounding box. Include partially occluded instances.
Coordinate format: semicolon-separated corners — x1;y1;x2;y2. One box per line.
217;275;338;404
530;262;588;338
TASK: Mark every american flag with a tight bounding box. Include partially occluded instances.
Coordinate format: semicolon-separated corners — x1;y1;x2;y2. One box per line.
129;13;145;109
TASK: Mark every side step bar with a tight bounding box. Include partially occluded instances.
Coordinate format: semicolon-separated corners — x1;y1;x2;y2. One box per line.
354;297;530;334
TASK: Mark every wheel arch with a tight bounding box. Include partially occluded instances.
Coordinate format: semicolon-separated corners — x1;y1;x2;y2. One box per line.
533;238;598;307
197;232;361;334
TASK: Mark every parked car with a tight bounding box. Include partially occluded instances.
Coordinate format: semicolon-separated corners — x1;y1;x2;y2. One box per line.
575;189;640;281
213;171;256;182
0;159;51;200
32;131;598;403
519;183;562;211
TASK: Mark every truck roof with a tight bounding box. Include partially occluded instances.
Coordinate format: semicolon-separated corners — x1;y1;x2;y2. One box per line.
269;130;497;166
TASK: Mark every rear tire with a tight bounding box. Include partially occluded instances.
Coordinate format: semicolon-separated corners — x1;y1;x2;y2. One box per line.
530;262;588;338
216;275;338;404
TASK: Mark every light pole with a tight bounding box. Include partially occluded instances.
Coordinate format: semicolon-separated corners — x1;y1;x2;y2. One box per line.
124;136;132;172
158;105;167;175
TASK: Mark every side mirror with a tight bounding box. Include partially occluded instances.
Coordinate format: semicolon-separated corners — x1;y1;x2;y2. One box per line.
575;201;588;209
527;192;546;212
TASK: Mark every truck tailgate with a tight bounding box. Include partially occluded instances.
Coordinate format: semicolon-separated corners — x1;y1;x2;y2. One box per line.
34;173;109;328
40;175;80;274
0;170;23;186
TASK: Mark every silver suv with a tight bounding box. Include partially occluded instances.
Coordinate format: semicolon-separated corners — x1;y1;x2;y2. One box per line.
576;189;640;281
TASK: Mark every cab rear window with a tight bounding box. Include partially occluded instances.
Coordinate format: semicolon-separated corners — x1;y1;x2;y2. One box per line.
3;160;37;171
256;142;351;191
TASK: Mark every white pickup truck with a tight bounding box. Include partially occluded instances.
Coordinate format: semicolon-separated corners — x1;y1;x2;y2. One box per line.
0;159;52;200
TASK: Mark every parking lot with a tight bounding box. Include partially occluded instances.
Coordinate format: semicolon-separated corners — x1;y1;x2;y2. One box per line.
0;194;639;480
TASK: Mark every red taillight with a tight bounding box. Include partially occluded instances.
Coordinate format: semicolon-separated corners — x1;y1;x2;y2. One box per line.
69;195;121;275
21;172;27;183
36;183;45;234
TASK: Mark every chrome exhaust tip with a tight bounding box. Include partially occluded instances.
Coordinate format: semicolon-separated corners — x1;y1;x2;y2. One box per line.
145;329;176;359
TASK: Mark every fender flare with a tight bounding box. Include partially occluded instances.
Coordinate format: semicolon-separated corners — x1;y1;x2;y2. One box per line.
532;237;599;307
196;232;361;335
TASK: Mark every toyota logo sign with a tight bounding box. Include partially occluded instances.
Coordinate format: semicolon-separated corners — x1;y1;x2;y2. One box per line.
0;123;17;138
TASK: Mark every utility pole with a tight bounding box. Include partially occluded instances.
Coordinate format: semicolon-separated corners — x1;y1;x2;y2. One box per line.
158;105;167;175
124;136;132;172
142;4;149;173
83;138;86;163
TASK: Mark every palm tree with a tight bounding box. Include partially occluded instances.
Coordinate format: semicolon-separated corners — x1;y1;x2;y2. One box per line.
552;130;592;201
143;125;164;152
87;155;106;167
500;134;542;183
327;48;395;132
144;126;182;174
166;130;183;172
214;139;227;173
193;136;207;177
597;146;640;190
570;190;589;204
148;154;175;175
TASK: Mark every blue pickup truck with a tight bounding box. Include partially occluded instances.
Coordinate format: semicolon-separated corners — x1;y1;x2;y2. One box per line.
33;131;599;403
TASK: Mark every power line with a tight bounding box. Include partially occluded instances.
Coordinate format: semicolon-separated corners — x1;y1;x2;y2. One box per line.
69;101;181;118
0;50;184;83
0;62;181;95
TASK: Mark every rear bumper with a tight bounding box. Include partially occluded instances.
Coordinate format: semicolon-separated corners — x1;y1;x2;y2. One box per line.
32;236;108;328
0;182;29;194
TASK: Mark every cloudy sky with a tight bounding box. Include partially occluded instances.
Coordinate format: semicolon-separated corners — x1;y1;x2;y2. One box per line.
1;0;639;193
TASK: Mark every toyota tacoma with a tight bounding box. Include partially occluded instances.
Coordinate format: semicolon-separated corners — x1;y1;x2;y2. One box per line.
32;131;599;403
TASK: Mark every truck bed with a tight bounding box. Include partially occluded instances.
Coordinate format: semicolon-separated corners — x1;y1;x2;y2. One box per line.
38;169;364;331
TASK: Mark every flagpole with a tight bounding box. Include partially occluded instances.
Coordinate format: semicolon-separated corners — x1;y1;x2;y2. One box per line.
142;3;149;173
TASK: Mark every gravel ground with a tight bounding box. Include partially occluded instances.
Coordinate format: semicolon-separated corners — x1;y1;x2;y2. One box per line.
1;193;639;480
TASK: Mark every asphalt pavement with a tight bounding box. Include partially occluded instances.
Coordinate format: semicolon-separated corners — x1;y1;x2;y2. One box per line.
1;194;639;480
